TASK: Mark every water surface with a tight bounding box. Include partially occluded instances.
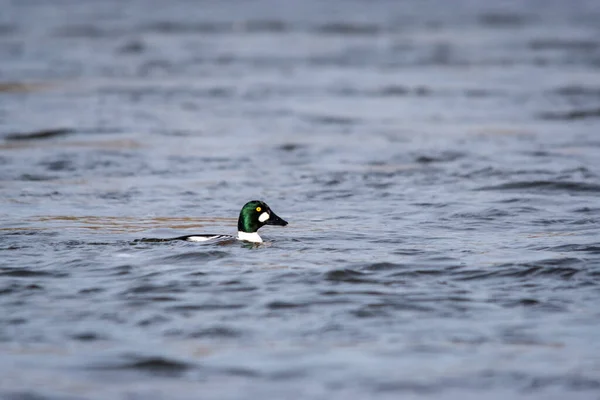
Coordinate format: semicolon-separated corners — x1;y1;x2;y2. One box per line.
1;0;600;399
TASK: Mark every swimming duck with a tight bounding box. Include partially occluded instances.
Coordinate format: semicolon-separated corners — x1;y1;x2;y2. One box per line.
171;200;288;243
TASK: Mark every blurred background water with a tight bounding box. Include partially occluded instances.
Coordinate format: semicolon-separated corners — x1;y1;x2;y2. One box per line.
1;0;600;399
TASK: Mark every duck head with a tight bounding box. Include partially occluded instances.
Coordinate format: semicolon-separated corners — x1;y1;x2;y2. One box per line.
237;200;288;239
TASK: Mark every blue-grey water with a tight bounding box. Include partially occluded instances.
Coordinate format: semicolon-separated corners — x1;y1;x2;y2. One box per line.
1;0;600;399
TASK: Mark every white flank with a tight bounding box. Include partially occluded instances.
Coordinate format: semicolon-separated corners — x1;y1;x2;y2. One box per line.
237;231;263;243
186;236;217;242
258;212;270;223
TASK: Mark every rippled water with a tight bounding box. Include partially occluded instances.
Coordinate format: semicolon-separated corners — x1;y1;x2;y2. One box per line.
1;0;600;399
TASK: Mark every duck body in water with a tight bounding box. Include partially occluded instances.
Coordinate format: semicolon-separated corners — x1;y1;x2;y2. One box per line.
168;200;288;244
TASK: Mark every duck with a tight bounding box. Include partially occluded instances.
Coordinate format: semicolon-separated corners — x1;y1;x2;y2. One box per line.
169;200;288;243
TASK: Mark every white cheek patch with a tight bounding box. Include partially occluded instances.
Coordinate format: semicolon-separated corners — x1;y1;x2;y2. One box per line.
258;212;270;223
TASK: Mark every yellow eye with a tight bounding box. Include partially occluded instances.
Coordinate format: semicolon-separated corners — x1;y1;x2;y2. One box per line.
256;207;262;212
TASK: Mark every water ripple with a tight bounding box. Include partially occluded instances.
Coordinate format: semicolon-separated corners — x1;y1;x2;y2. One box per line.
478;180;600;192
151;251;230;265
91;354;193;377
0;267;67;278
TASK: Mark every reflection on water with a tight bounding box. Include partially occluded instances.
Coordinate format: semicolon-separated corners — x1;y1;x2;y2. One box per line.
1;0;600;399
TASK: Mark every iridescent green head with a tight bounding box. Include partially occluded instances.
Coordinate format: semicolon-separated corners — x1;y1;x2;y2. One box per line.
237;200;288;233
